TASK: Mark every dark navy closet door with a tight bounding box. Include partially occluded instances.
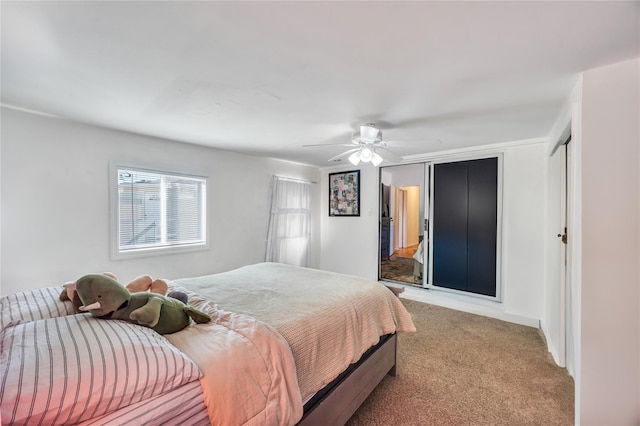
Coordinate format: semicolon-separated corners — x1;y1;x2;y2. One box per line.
433;161;469;291
433;157;498;296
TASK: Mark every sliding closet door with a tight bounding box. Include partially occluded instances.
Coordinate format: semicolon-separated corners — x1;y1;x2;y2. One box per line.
466;158;498;296
432;161;468;291
432;157;498;297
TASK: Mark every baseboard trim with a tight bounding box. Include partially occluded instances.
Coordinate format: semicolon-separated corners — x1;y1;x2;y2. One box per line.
398;284;540;328
540;320;564;367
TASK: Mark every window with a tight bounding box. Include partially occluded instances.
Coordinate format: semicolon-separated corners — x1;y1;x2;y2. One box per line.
114;167;207;257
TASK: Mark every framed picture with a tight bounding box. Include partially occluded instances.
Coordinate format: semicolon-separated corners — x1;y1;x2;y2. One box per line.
329;170;360;216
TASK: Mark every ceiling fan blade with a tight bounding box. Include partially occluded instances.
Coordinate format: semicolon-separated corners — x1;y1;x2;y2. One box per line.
328;148;360;162
377;147;403;163
302;143;356;148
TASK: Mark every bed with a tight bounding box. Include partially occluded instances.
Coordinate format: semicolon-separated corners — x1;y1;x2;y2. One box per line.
1;262;415;425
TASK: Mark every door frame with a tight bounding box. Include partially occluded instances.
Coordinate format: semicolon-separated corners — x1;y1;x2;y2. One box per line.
397;188;406;249
379;164;426;284
564;137;575;375
557;137;574;370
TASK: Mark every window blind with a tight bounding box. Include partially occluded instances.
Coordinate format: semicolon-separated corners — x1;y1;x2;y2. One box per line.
117;168;206;253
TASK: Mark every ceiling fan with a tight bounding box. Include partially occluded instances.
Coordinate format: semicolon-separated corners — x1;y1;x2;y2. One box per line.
305;123;402;166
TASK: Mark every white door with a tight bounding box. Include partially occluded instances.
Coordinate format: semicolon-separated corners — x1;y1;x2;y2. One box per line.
545;139;574;369
564;139;575;376
545;142;567;367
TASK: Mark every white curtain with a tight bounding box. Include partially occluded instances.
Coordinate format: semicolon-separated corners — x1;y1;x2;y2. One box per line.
266;176;311;267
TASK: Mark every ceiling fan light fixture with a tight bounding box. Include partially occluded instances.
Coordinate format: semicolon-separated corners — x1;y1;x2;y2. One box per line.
348;151;361;165
371;151;383;166
360;124;380;142
360;146;372;162
314;122;398;166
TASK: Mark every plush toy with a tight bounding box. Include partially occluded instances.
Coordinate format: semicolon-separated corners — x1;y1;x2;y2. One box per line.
60;272;119;311
60;281;81;311
121;275;190;305
124;274;169;295
74;273;211;335
60;273;180;313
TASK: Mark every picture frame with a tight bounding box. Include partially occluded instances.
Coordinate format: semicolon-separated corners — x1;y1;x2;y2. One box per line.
329;170;360;216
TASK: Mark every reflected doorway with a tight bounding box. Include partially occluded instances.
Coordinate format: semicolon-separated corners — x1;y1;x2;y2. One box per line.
379;164;427;286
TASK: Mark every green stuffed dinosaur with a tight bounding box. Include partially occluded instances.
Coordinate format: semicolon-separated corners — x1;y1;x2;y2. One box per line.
75;273;211;334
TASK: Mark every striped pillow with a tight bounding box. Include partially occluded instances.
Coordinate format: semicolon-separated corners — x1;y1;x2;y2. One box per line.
0;286;75;330
0;314;202;425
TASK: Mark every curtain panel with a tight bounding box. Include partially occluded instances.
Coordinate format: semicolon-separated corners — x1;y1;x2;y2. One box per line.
265;177;311;267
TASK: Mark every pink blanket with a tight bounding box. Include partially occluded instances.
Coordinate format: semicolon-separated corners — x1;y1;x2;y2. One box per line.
167;302;302;426
174;263;416;403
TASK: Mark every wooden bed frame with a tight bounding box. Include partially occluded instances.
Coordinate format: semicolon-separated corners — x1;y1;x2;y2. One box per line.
297;333;397;426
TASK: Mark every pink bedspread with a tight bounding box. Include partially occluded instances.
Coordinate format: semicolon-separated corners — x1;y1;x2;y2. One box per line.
166;303;303;426
174;263;416;402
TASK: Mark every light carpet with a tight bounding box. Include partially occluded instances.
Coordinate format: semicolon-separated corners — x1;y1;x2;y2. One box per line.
346;299;574;425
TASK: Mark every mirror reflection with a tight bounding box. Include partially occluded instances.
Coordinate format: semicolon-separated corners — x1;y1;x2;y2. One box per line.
379;163;428;286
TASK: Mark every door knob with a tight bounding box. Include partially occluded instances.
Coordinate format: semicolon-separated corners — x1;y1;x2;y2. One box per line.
557;233;567;244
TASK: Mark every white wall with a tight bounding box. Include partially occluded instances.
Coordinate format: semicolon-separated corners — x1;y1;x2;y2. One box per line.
500;143;546;321
1;107;321;296
319;165;380;281
320;140;547;325
579;57;639;425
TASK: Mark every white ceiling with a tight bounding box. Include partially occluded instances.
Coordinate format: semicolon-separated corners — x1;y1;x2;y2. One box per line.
2;1;638;167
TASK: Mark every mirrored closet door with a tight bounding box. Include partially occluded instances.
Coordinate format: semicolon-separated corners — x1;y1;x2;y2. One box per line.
379;155;501;300
379;163;429;286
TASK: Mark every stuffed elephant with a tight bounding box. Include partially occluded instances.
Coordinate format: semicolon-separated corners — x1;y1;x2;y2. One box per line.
75;274;211;334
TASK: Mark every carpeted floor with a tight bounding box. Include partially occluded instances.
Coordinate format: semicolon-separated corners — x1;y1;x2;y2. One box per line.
346;299;574;426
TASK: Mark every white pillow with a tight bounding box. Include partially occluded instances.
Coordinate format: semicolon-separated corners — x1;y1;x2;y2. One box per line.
0;286;75;330
0;314;202;425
